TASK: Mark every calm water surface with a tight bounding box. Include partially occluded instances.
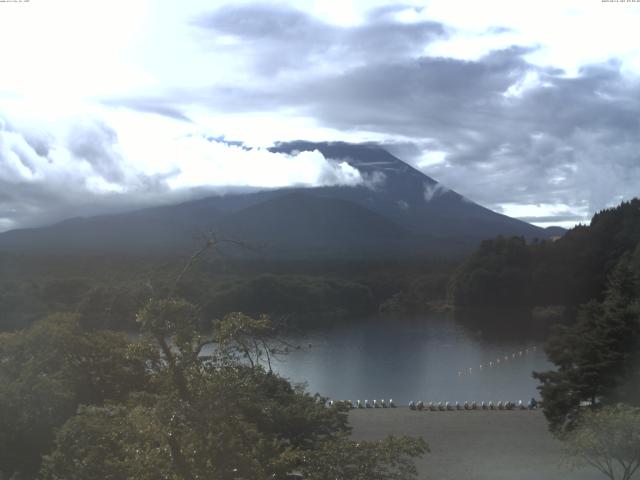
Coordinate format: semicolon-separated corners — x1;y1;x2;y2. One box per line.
272;314;552;405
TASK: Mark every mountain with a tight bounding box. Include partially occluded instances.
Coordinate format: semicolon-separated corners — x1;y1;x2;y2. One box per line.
272;142;548;241
0;142;558;258
543;226;568;238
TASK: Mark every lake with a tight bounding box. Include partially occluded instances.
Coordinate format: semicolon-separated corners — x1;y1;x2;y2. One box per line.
272;313;553;405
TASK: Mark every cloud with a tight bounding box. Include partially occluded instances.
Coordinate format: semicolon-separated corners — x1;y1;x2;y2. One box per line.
4;1;640;230
193;3;447;76
0;112;366;231
362;170;387;190
167;11;640;223
423;182;450;202
102;98;192;122
397;199;410;210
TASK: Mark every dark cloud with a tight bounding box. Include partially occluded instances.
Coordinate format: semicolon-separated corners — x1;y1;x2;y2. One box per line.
194;3;446;76
102;98;192;122
67;120;126;183
365;4;425;21
485;26;512;34
6;2;640;229
179;4;640;218
0;115;178;230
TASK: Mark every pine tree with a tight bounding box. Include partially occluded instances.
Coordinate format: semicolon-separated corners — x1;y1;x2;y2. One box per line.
534;257;640;433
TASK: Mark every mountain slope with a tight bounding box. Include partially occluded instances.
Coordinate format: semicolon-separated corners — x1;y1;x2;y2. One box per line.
218;191;422;257
272;141;548;241
0;142;556;258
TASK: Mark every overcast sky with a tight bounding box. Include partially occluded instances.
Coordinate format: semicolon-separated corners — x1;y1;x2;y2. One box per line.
1;0;639;231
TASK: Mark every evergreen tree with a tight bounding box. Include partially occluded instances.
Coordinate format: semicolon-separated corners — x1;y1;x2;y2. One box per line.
534;258;640;433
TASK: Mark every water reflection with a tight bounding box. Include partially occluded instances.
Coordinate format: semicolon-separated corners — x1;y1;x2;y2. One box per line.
273;313;552;404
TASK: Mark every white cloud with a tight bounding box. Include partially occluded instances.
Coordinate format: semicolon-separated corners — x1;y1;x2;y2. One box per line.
424;182;450;202
1;0;640;231
417;150;447;168
0;109;365;231
497;202;591;229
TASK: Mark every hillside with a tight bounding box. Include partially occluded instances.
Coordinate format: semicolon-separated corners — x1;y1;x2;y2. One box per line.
449;198;640;309
0;142;558;258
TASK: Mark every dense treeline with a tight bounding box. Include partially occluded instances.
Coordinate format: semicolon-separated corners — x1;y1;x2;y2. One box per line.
449;199;640;311
533;246;640;435
0;254;454;332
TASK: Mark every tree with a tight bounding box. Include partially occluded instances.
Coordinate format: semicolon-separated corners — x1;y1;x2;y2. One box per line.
40;299;427;480
0;314;154;479
534;259;640;433
563;404;640;480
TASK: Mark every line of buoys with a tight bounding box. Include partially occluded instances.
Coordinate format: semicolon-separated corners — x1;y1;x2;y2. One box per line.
457;345;537;377
327;399;396;409
328;398;540;410
408;399;539;411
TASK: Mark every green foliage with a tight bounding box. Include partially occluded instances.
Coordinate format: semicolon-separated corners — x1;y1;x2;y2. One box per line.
41;404;175;480
449;198;640;309
448;236;531;307
6;298;425;480
203;274;375;322
563;404;640;480
0;257;386;332
534;259;640;433
0;315;154;478
378;273;449;314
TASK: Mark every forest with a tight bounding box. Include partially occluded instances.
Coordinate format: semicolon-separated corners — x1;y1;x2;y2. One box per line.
2;199;640;479
449;199;640;313
0;254;453;332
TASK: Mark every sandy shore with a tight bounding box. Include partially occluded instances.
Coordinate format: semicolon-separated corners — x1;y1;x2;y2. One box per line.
349;408;602;480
